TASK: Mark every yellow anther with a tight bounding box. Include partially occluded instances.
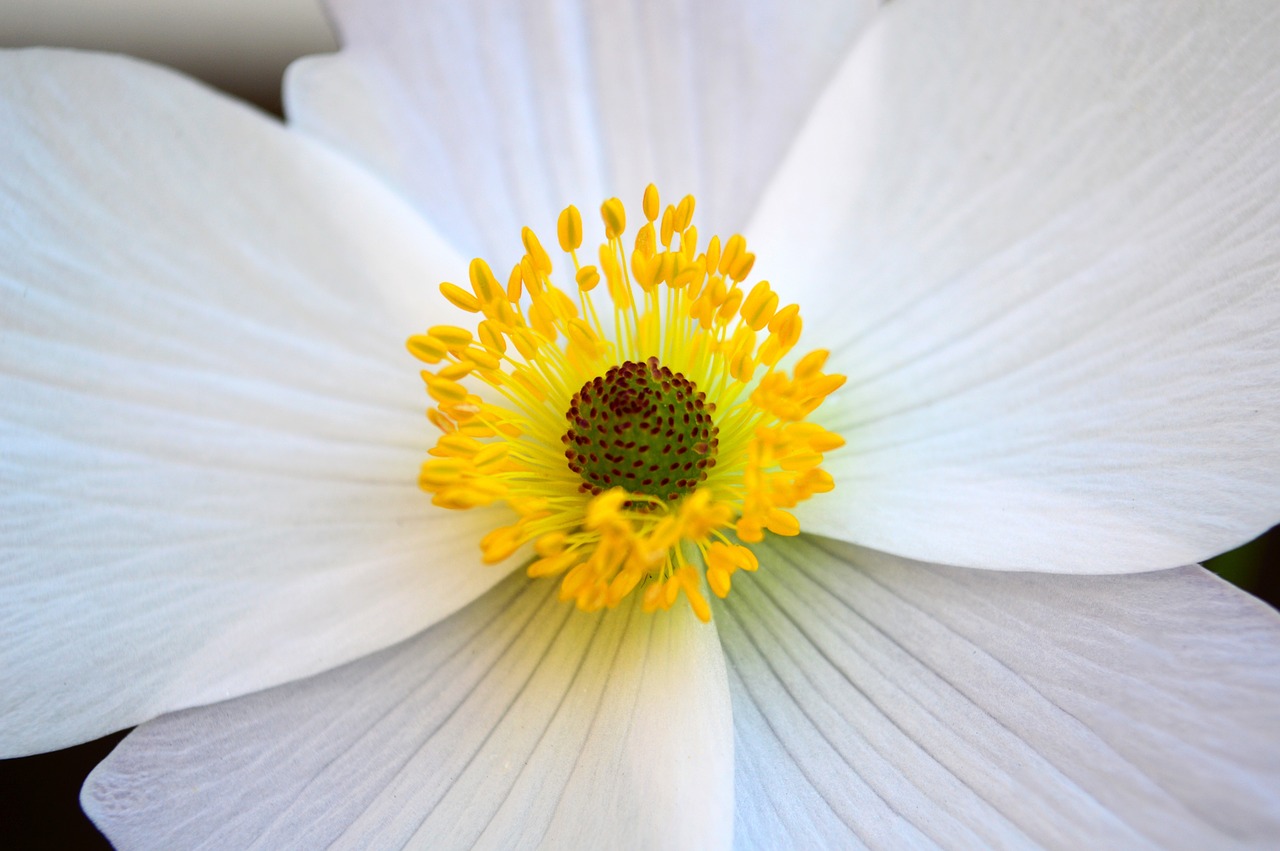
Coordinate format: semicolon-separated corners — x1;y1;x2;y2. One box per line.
736;516;764;543
635;222;656;256
428;325;473;347
706;564;731;598
786;422;846;452
600;197;626;239
428;434;483;460
440;282;481;313
706;276;728;308
607;569;643;606
705;235;721;275
472;443;510;472
718;234;745;277
768;303;799;334
528;552;578;578
437;362;473;381
559;563;592;600
765;509;800;536
671;255;703;291
728;251;756;283
780;451;824;472
795;349;829;381
481;525;525;564
684;269;706;301
406;334;448;364
733;547;758;572
434;479;506;509
704;542;736;574
741;281;779;331
507;263;524;303
729;348;756;383
660;205;675;247
486;297;519;327
690;293;715;329
535;532;568;556
580;581;609;613
558;205;583;252
631;250;658;292
576;264;601;292
520;256;543;295
566;318;601;352
426;408;455;434
641;581;665;613
768;304;803;350
797;468;835;495
477;320;507;354
662;575;680;609
678;566;711;623
426;374;470;405
807;373;847;398
719;289;746;325
456;420;494;439
522;227;553;275
586;488;628;529
418;457;469;488
460;345;501;371
657;251;677;287
674;195;695;232
468;257;502;304
642;184;660;222
678;489;732;539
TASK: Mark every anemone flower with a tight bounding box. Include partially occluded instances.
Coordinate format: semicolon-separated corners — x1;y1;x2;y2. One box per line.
3;0;1280;847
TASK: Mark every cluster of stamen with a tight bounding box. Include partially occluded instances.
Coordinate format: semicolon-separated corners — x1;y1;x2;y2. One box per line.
408;185;845;622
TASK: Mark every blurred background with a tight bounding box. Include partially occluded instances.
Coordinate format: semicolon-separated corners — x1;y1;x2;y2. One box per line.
1;3;1278;847
0;0;336;114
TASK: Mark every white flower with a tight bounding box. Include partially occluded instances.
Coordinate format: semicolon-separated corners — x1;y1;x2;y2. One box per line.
3;0;1279;847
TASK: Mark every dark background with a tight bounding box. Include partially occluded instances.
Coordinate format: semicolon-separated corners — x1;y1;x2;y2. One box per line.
3;15;1279;849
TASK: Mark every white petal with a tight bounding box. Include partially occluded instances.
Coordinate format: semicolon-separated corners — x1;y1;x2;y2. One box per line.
82;573;734;850
749;0;1280;571
284;0;880;259
0;50;510;756
720;536;1280;848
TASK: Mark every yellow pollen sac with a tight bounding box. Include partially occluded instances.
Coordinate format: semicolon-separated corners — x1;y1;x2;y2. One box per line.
409;186;846;623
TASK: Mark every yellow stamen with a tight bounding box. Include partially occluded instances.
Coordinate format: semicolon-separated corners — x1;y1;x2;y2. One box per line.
409;186;846;622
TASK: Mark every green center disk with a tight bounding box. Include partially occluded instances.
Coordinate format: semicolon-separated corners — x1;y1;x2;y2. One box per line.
564;358;719;502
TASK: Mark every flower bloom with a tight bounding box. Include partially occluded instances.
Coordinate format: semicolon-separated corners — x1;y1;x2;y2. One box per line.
411;188;844;620
3;0;1280;848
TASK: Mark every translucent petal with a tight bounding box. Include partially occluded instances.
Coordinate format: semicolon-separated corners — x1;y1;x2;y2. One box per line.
723;536;1280;847
0;50;506;755
286;0;879;257
751;0;1280;571
84;573;734;850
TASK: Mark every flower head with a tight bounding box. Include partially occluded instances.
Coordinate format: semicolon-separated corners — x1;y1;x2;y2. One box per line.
411;187;844;619
2;0;1280;848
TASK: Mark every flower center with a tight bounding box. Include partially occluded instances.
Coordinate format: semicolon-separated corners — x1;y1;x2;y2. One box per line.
407;185;846;622
565;358;718;502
